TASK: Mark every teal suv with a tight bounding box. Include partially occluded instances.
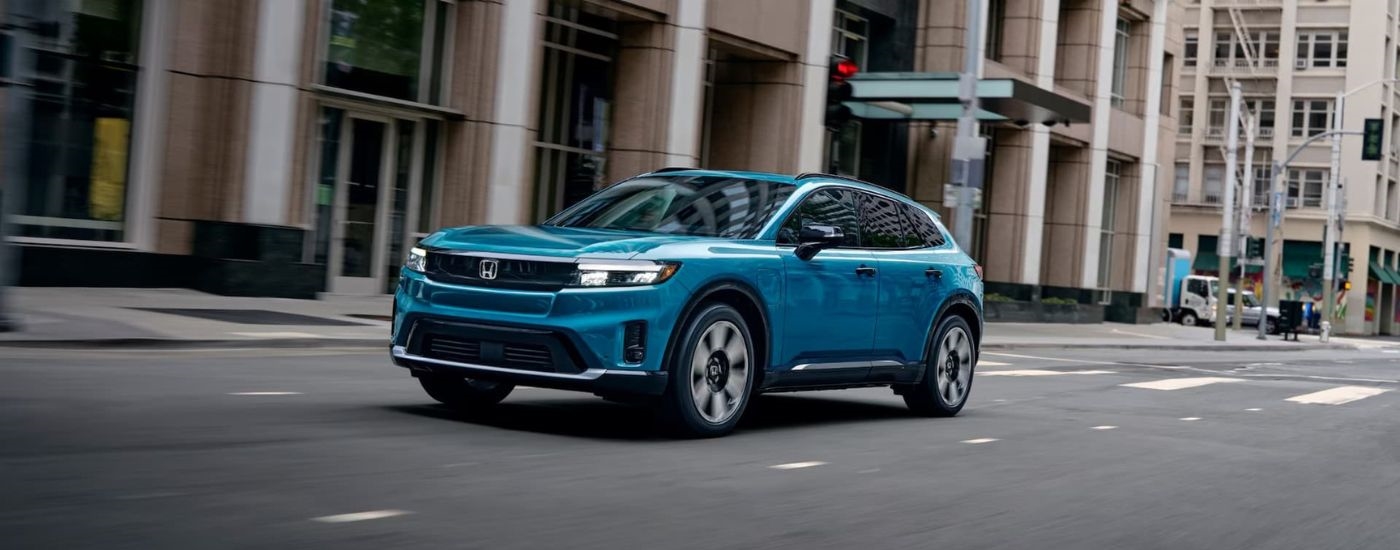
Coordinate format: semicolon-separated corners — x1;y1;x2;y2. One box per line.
392;169;984;437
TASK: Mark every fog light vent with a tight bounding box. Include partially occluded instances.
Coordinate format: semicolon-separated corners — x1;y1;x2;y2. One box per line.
623;321;646;363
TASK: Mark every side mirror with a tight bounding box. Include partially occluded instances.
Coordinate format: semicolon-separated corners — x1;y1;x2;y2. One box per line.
794;224;844;261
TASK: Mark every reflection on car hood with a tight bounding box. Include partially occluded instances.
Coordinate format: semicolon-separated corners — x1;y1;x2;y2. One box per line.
422;225;708;259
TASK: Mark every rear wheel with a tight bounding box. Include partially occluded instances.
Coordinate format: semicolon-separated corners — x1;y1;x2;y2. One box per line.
902;315;975;417
657;303;755;438
419;375;513;410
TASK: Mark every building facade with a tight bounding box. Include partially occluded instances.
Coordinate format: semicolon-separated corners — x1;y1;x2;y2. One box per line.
1;0;1176;316
1167;0;1400;334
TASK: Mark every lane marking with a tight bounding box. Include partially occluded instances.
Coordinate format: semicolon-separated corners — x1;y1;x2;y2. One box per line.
228;392;303;396
1383;350;1400;354
769;461;826;470
1121;377;1242;391
1285;386;1392;405
1245;408;1263;412
961;438;998;444
983;352;1118;366
1179;417;1202;421
857;468;881;474
311;510;411;523
229;331;323;338
1245;362;1283;367
1090;425;1117;430
981;369;1116;377
978;361;1011;367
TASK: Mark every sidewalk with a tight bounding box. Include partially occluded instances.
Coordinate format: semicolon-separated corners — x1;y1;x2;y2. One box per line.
0;287;1387;351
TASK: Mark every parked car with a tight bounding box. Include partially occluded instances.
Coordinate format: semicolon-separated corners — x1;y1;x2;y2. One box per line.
1225;288;1282;334
390;169;985;437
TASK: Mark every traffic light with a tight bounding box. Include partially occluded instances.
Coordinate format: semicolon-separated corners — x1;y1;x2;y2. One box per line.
1245;237;1264;259
1344;254;1354;275
1362;118;1385;161
825;56;858;130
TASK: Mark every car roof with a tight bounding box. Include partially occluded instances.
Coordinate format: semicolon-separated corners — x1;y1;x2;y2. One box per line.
641;168;925;208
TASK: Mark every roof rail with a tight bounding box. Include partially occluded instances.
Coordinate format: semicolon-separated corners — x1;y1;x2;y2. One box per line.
649;166;698;174
794;172;873;185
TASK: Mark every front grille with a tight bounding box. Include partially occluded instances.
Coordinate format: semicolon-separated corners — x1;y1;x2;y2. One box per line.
425;335;481;363
423;334;555;372
426;253;574;290
502;344;553;368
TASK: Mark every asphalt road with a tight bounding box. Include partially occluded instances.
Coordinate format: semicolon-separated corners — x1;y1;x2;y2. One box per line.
4;344;1400;549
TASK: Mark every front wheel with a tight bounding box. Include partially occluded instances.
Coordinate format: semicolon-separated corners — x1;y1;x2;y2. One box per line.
901;315;976;417
657;303;755;438
420;375;514;411
1180;311;1199;327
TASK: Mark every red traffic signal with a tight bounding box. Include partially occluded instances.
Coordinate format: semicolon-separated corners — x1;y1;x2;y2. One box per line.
831;57;859;81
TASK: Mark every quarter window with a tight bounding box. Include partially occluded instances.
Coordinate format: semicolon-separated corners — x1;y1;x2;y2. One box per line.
778;188;862;247
901;203;947;248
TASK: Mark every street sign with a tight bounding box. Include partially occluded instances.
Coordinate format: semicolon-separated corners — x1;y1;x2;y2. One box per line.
1362;118;1385;161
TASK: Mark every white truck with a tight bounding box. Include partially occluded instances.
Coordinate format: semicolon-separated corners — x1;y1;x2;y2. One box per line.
1165;273;1219;326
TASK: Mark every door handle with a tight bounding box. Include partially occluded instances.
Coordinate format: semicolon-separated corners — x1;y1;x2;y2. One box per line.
856;265;878;277
925;268;944;279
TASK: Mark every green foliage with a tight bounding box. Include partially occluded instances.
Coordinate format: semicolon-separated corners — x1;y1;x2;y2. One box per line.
1041;297;1079;306
984;293;1015;303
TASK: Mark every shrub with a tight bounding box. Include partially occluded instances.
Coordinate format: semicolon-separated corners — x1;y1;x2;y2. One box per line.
1041;297;1078;306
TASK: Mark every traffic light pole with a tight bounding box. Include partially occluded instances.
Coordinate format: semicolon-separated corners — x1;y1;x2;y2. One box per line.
1234;109;1257;332
950;0;985;250
1215;83;1241;342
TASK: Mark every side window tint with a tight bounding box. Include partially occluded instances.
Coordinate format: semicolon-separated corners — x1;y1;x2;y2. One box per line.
777;188;861;247
858;192;912;249
902;203;946;247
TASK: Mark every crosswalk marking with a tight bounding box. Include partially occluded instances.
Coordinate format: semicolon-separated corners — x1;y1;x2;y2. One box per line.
982;369;1117;377
1120;377;1242;391
1285;386;1391;405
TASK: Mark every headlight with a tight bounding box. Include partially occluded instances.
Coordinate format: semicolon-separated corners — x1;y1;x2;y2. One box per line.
568;261;680;287
405;247;428;272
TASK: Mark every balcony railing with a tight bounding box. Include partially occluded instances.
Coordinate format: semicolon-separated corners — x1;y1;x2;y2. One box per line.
1211;57;1280;73
1203;192;1223;204
1172;191;1190;203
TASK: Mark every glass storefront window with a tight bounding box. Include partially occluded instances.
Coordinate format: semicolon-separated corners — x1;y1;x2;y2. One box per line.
323;0;453;104
6;0;143;241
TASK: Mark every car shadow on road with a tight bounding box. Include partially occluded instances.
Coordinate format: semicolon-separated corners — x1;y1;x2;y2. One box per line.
382;393;920;441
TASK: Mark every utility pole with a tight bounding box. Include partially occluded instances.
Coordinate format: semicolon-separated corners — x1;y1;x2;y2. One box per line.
950;0;986;250
1216;82;1242;342
1233;107;1256;332
1258;159;1281;340
1322;89;1345;342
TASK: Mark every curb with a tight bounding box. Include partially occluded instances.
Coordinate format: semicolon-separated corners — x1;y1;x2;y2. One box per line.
0;337;389;350
982;342;1357;352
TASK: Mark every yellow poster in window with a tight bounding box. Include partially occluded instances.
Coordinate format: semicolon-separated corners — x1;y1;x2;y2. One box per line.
89;117;130;221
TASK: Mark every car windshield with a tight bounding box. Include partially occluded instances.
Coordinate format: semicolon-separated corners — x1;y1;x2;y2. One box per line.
545;176;795;238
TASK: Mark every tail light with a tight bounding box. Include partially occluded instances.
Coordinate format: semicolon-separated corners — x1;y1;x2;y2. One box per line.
974;263;984;280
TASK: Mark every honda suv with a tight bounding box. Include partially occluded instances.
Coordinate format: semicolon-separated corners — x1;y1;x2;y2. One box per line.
392;169;984;437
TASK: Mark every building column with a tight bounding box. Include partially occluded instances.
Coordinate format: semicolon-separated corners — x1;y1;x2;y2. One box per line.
1132;0;1169;296
1078;0;1116;289
484;0;542;225
1021;0;1062;284
796;0;836;172
242;0;305;226
664;0;707;166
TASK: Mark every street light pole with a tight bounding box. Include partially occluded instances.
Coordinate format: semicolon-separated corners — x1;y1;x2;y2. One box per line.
1234;108;1256;332
1321;89;1344;342
950;0;986;250
1216;82;1242;342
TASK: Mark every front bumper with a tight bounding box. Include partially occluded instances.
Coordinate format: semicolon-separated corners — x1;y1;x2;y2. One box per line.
392;345;668;396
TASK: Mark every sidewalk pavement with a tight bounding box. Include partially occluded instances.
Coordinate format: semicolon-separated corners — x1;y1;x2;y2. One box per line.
0;287;1389;351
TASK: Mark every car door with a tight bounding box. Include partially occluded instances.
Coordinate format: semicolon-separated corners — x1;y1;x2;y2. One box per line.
863;194;953;383
776;187;878;383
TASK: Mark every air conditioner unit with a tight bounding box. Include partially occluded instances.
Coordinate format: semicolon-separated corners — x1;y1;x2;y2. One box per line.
1286;197;1302;208
1295;58;1309;70
1259;127;1276;137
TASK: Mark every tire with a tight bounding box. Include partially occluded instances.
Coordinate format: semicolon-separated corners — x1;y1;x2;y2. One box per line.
419;375;514;411
902;315;976;417
657;303;755;438
1180;311;1199;327
1161;309;1175;323
1266;318;1278;335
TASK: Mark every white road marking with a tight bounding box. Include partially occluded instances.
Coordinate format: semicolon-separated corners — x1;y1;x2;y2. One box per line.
961;438;998;444
1245;362;1283;367
311;510;411;523
857;468;881;474
228;392;303;396
769;461;826;470
1285;386;1391;405
1090;425;1117;430
1121;377;1242;391
229;331;323;338
1110;328;1173;340
1245;408;1263;412
978;361;1011;367
981;369;1116;377
1383;350;1400;354
983;352;1119;366
1179;417;1202;421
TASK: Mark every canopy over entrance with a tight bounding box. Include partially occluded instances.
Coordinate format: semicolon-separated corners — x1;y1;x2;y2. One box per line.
845;72;1092;124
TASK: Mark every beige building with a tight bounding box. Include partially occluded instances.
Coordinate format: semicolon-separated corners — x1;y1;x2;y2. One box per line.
1168;0;1400;334
1;0;1176;319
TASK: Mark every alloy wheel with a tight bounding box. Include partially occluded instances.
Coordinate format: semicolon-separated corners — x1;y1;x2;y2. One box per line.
689;320;749;424
935;326;974;407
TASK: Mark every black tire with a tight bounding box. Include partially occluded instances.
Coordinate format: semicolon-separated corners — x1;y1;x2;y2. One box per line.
419;375;514;410
657;303;756;438
1266;318;1278;335
1180;311;1199;327
902;315;976;417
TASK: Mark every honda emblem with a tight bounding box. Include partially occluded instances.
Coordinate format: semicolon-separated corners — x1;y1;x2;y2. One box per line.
479;259;499;280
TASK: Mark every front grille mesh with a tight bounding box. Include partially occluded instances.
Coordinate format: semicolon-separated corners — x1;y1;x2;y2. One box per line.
423;334;555;372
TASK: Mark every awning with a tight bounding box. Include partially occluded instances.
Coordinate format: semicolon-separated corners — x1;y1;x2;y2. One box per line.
1282;241;1321;280
1192;250;1261;275
1369;261;1397;285
846;72;1092;124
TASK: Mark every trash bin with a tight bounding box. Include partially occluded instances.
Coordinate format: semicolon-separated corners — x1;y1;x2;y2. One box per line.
1278;300;1304;340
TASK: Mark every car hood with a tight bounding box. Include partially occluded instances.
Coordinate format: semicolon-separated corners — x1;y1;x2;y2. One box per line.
420;225;709;259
